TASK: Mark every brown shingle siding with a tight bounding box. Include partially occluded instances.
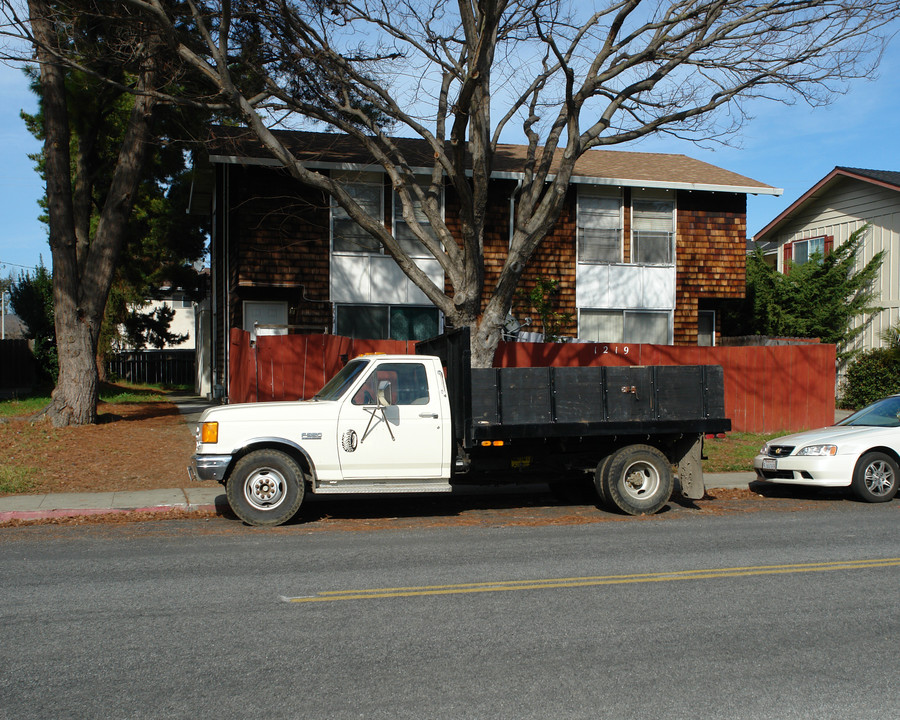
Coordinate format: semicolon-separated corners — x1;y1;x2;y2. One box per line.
674;191;746;345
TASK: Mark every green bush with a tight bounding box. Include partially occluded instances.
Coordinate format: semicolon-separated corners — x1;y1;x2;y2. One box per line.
839;348;900;409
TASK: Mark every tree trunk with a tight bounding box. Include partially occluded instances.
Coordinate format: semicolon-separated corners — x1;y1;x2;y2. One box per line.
50;317;99;425
29;1;159;426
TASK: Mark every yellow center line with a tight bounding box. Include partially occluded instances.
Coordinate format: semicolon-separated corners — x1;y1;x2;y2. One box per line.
281;557;900;603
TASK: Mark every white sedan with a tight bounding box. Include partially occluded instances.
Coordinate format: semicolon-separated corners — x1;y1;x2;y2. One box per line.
753;395;900;502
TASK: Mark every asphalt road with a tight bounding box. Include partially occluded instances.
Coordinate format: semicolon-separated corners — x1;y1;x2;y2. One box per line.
1;499;898;719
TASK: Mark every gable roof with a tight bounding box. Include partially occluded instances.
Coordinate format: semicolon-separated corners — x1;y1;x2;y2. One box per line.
754;166;900;242
201;125;780;196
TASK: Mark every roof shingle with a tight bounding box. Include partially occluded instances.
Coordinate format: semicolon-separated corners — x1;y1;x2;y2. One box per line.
203;126;778;195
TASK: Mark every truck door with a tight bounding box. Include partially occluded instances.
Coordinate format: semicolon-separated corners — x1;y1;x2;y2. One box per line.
337;360;445;479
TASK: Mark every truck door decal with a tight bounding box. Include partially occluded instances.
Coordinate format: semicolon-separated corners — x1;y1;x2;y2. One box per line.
341;430;358;452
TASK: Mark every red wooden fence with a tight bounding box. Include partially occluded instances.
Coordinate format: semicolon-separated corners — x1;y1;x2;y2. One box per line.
228;329;836;433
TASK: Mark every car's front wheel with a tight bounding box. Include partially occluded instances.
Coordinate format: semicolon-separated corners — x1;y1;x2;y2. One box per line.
851;451;899;503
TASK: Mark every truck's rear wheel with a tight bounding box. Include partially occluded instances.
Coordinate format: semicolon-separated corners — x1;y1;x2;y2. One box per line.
602;445;673;515
227;449;305;526
593;454;614;507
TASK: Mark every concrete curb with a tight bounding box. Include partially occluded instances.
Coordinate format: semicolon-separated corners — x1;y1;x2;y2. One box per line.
0;504;221;524
0;475;758;524
0;487;228;524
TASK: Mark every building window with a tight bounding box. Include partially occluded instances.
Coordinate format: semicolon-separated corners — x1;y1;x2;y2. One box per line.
335;305;441;341
791;236;825;266
632;191;675;265
392;181;442;258
698;310;715;347
579;310;623;342
579;309;671;344
331;175;384;254
243;301;288;338
577;188;622;263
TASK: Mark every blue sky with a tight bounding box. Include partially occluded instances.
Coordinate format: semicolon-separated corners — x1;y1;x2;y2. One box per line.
1;38;899;279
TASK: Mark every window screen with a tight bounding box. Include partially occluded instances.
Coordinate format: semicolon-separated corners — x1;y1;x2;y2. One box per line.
624;311;669;344
393;182;441;258
578;190;622;263
632;197;674;264
332;183;383;253
579;310;624;342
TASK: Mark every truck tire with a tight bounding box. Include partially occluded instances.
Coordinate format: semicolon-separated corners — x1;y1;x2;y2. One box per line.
850;452;899;503
602;445;673;516
226;449;305;526
593;454;614;508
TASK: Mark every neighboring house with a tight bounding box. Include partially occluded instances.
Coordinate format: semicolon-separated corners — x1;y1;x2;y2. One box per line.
189;127;780;398
116;288;197;351
753;167;900;355
0;312;27;340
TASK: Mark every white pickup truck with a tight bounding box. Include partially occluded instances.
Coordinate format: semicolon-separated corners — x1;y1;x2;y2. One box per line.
189;330;729;525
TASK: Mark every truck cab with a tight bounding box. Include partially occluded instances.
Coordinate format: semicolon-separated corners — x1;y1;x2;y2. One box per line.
190;354;454;526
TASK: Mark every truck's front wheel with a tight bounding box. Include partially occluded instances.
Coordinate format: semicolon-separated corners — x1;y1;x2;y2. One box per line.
602;445;673;516
227;449;305;526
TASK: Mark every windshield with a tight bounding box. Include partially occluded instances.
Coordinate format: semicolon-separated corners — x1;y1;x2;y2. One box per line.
313;359;369;401
837;395;900;428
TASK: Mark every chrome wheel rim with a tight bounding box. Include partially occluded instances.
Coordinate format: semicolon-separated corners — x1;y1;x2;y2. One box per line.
244;467;287;510
621;461;661;500
864;460;896;497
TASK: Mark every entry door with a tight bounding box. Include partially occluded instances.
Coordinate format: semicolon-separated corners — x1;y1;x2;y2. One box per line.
337;361;444;479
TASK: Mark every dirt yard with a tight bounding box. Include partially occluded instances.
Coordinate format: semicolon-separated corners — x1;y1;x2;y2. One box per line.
0;401;219;496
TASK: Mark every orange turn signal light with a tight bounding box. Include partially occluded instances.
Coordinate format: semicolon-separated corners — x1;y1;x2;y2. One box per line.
201;422;219;444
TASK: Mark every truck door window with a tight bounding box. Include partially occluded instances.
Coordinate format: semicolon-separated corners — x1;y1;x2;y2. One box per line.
351;363;430;406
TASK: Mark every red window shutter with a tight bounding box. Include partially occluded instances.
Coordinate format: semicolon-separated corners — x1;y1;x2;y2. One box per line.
824;235;834;255
783;242;792;273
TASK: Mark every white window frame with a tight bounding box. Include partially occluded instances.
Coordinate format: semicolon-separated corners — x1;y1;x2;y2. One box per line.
631;189;675;266
792;236;826;266
243;300;289;339
577;187;623;264
578;308;672;344
392;179;444;259
334;304;443;341
331;171;384;255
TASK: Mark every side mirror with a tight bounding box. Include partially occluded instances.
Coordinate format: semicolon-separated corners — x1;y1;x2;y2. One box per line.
377;380;393;407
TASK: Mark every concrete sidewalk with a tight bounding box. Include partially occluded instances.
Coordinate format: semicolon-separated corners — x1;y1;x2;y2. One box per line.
0;487;228;523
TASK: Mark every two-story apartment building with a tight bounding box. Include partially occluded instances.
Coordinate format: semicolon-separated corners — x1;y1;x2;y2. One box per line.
189;128;779;396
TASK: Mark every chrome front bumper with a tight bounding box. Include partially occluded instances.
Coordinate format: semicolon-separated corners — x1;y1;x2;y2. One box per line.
188;454;233;483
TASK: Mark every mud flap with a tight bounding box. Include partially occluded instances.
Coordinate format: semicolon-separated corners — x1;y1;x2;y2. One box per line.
673;435;705;500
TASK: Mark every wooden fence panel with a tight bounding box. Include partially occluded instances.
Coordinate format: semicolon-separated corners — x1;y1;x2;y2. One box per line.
226;330;836;433
0;339;36;394
106;350;195;387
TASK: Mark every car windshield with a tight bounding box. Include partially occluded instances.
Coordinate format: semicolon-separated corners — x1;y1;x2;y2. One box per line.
313;359;369;401
837;396;900;428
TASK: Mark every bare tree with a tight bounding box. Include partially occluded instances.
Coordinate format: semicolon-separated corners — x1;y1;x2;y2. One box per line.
6;0;899;369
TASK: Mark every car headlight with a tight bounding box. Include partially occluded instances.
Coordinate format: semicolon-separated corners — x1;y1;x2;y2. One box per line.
797;444;837;456
760;443;770;455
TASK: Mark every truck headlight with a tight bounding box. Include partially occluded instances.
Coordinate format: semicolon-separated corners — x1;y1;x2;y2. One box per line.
797;444;837;456
201;421;219;444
